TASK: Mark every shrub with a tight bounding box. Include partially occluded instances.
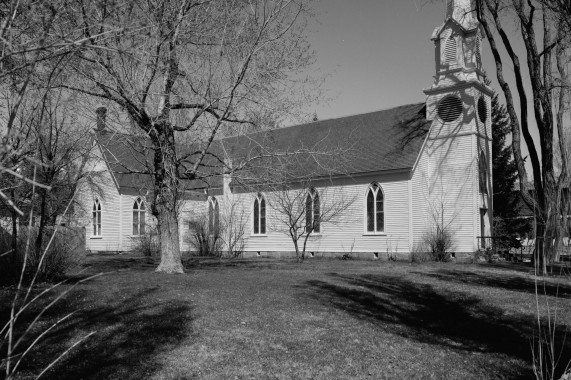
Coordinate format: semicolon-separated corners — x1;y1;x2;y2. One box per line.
410;244;433;263
186;215;223;257
423;225;454;262
130;228;160;259
220;201;247;258
0;226;86;285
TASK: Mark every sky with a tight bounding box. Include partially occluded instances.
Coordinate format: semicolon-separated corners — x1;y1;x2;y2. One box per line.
307;0;494;121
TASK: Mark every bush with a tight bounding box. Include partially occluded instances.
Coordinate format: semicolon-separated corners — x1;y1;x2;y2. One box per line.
220;199;247;258
423;225;454;262
410;244;433;263
0;226;86;285
130;229;160;259
186;215;223;257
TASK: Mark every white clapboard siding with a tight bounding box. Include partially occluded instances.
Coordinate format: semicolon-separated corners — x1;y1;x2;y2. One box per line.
179;199;209;252
427;129;477;253
225;176;411;257
117;195;154;251
411;143;430;250
423;83;494;254
80;152;122;252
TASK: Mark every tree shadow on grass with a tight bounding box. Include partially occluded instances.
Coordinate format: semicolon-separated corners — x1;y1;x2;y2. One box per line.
183;257;289;271
305;273;571;379
1;287;194;380
417;268;571;299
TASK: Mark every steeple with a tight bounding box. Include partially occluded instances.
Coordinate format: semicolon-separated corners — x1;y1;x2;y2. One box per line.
446;0;478;31
420;0;494;257
429;0;485;86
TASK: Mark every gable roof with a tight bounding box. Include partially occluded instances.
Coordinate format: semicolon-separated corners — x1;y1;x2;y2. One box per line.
94;131;206;199
431;17;484;40
95;131;152;194
220;102;430;184
94;102;430;192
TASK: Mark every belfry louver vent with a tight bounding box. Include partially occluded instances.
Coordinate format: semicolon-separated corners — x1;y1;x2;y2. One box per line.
475;36;482;67
478;97;487;123
444;36;456;63
437;95;463;122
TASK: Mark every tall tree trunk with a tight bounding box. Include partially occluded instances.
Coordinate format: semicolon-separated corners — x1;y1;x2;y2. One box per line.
294;239;301;262
534;224;547;275
152;124;184;274
9;189;18;255
155;200;183;273
34;189;48;254
10;216;18;256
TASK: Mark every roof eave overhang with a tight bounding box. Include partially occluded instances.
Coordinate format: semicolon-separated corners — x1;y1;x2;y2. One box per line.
424;79;494;97
95;142;122;194
431;18;483;40
230;167;414;193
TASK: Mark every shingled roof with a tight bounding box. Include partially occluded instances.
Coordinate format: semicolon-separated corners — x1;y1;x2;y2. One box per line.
94;131;207;199
220;102;430;182
94;102;430;193
95;131;152;193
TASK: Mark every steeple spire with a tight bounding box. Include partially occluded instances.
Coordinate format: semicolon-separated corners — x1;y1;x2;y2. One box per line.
446;0;478;31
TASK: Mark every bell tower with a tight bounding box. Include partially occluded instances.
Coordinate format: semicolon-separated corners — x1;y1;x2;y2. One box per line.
422;0;494;255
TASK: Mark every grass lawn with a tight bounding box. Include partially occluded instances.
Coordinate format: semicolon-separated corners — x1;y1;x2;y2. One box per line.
2;255;571;379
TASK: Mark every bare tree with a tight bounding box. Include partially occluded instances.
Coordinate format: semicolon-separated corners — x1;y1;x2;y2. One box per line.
30;89;94;254
0;0;123;169
268;180;354;262
57;0;320;273
423;193;458;262
220;196;248;258
475;0;571;274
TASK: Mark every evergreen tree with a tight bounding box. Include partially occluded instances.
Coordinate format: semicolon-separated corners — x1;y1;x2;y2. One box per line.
491;92;531;246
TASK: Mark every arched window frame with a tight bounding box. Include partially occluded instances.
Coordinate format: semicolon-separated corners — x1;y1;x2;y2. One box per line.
479;151;488;195
92;199;102;236
365;183;385;234
305;188;321;233
208;196;220;235
132;198;146;236
253;193;266;235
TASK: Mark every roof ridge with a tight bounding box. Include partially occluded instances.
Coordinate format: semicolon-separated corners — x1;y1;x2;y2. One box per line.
223;102;426;142
301;102;424;126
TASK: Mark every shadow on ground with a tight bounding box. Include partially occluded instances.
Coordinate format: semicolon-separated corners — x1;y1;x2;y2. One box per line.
183;257;293;271
305;272;571;379
1;286;194;379
418;268;571;298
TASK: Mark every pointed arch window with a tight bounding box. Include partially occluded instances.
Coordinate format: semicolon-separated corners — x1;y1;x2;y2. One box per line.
253;193;266;235
366;183;384;233
305;189;320;233
479;151;488;194
92;199;102;236
132;198;146;235
208;197;220;235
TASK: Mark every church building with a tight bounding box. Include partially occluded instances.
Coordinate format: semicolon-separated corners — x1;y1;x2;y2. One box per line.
77;0;493;260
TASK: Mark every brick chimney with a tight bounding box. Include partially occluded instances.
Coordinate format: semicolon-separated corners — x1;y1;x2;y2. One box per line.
95;107;107;131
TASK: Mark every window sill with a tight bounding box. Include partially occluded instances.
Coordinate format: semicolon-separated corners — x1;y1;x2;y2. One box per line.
362;233;387;236
89;236;103;239
250;234;268;237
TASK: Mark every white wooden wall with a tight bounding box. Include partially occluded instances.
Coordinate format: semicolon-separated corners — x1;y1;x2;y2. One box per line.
202;174;413;258
77;147;123;252
423;85;493;254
